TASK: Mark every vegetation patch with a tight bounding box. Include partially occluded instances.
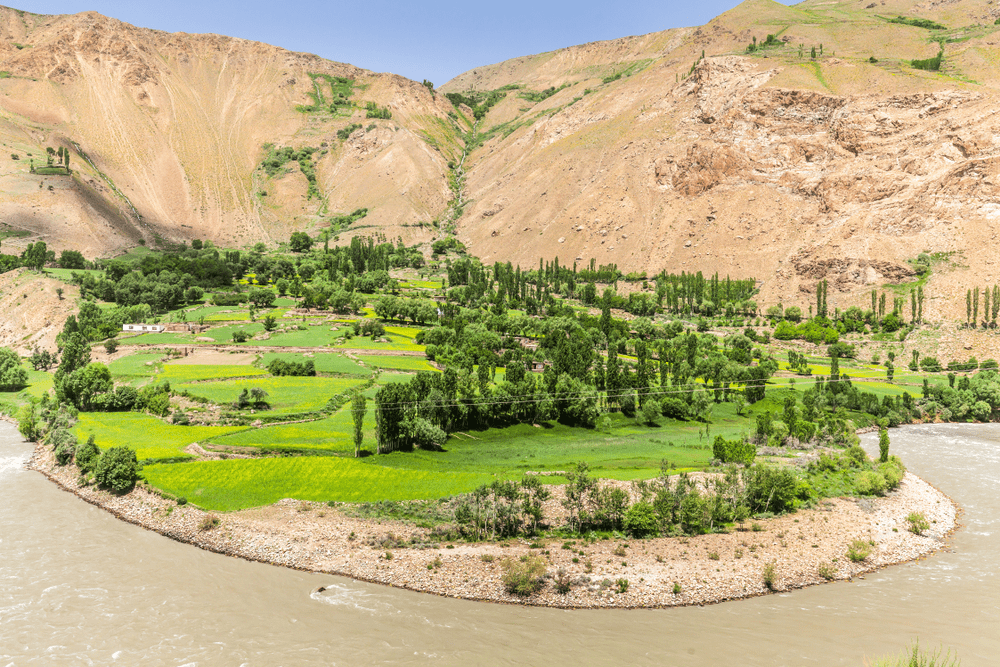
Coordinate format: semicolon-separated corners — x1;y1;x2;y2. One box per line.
74;412;243;462
142;456;491;511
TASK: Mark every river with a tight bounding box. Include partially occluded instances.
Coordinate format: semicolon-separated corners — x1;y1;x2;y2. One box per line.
1;422;997;666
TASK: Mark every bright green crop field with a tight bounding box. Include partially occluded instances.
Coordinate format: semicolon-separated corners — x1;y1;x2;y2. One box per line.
207;409;373;453
260;327;339;347
109;353;164;378
75;413;245;461
174;376;365;414
363;355;437;372
142;457;492;511
333;334;424;352
160;363;267;384
257;352;370;376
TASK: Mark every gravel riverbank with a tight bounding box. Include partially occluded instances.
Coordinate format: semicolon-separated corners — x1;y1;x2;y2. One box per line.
28;443;958;609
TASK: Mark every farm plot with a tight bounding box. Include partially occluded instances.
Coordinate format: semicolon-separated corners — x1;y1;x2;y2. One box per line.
109;353;164;378
364;355;437;372
174;376;365;414
159;363;268;384
257;352;370;376
142;456;491;511
74;412;245;462
208;414;361;453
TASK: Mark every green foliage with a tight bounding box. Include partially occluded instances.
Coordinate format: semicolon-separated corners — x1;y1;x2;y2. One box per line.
142;456;491;510
879;428;890;463
712;435;756;465
337;123;362;140
364;101;392;119
0;347;27;391
75;412;242;461
907;511;930;535
762;560;777;590
17;402;40;441
847;538;872;562
888;16;946;30
93;445;139;493
352;389;367;457
623;501;658;537
911;46;945;71
500;555;547;596
75;434;100;473
870;642;960;667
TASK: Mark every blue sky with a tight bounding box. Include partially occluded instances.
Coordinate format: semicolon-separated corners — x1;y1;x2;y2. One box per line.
19;0;784;85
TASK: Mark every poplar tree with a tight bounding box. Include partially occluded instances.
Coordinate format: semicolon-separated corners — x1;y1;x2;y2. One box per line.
351;390;366;457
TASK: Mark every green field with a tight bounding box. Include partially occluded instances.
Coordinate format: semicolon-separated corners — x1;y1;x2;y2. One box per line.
159;363;268;384
257;352;370;376
333;334;424;352
261;326;339;347
363;355;437;372
207;409;373;453
142;456;492;511
374;413;719;482
74;412;245;461
109;353;165;378
174;376;365;414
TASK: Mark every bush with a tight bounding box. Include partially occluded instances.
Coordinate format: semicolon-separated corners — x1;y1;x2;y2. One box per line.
906;511;930;535
743;464;798;513
75;434;100;473
554;567;573;594
847;539;872;562
616;578;630;594
870;642;960;667
199;514;220;531
818;562;836;581
103;338;118;354
856;470;888;496
762;560;777;591
500;555;547;596
93;446;139;493
232;330;252;343
623;502;658;537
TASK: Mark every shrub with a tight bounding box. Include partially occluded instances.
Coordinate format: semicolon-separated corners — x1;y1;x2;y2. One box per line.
762;560;777;590
232;330;252;343
177;497;188;506
856;470;888;496
818;562;836;581
480;554;495;563
500;555;547;596
16;402;40;441
906;511;930;535
554;568;573;594
199;514;220;531
847;539;872;562
623;502;658;537
75;434;100;474
103;338;118;354
672;582;682;595
93;446;139;493
616;578;630;594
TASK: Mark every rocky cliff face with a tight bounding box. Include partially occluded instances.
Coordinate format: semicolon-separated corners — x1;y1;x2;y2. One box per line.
444;0;1000;318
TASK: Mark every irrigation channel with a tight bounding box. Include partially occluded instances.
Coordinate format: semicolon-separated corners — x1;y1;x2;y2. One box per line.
1;421;997;666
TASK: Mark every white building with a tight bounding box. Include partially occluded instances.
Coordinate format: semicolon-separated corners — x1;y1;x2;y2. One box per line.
122;323;165;333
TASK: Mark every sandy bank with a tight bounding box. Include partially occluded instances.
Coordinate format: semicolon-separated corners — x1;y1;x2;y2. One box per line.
28;443;958;609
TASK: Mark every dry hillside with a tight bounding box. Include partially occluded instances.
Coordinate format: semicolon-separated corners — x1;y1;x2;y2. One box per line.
443;0;1000;320
0;6;461;257
1;1;1000;322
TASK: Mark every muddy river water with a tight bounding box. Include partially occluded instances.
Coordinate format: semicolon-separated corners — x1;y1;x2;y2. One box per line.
1;422;997;666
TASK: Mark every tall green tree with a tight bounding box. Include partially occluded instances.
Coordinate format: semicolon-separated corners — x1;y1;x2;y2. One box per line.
352;390;367;457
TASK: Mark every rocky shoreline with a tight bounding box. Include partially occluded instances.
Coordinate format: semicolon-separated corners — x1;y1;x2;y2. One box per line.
28;441;958;609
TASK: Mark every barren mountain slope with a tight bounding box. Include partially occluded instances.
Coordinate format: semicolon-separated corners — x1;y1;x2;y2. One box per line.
444;0;1000;319
0;7;461;256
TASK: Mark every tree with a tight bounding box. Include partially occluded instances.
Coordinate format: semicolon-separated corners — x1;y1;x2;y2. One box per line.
58;250;86;269
289;231;313;253
248;286;276;309
0;347;28;390
93;446;139;493
23;241;47;270
262;314;278;332
878;428;890;463
76;435;100;474
352;390;366;457
16;401;39;441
